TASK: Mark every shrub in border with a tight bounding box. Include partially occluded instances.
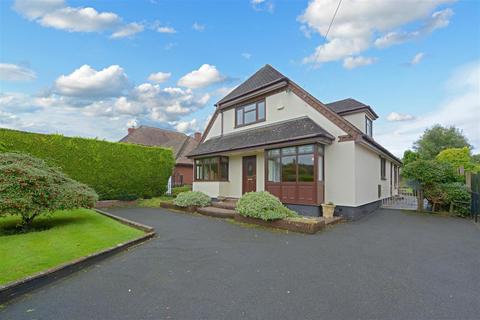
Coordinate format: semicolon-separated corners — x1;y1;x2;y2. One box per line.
236;191;297;221
173;191;211;208
0;128;175;200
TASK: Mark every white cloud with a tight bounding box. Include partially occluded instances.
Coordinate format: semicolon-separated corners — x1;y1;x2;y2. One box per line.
147;71;171;84
111;22;144;39
39;6;119;32
13;0;143;38
376;60;480;156
410;52;425;65
0;63;36;81
374;9;453;48
0;92;42;112
178;64;226;89
157;26;176;34
299;0;453;66
251;0;274;13
54;65;129;98
343;56;376;69
126;118;138;128
114;96;146;115
192;22;205;31
13;0;64;20
241;53;252;59
171;119;199;134
386;112;415;122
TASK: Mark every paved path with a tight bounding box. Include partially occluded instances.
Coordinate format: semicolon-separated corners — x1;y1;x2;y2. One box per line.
2;208;479;320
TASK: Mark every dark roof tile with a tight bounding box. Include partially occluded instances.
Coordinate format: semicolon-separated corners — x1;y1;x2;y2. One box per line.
188;117;334;157
326;98;378;118
120;126;199;165
217;64;286;105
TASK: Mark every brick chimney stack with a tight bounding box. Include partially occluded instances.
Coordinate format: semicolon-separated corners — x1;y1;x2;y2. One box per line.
194;132;202;141
128;127;136;135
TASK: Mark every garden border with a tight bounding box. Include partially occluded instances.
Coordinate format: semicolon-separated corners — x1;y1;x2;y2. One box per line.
0;209;155;304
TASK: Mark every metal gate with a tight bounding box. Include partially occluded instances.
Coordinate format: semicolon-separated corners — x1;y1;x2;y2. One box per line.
469;173;479;223
381;187;427;210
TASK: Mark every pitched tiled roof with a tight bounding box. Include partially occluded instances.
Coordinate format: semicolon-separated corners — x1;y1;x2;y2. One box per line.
188;117;334;157
217;64;286;105
120;126;199;165
326;98;378;119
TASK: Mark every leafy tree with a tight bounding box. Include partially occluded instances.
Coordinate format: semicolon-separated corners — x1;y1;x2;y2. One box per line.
436;147;476;172
472;154;480;164
0;153;98;228
402;150;419;166
413;125;471;159
402;159;457;211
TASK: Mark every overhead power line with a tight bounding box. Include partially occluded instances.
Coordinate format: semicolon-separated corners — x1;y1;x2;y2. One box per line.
325;0;343;40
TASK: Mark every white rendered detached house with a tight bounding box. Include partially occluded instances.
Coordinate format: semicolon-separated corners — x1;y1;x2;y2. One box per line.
188;65;401;219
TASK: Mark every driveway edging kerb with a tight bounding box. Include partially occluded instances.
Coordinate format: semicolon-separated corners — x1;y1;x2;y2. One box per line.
0;209;155;304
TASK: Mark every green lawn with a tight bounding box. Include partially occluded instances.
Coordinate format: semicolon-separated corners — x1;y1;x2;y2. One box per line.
137;196;174;208
0;208;144;286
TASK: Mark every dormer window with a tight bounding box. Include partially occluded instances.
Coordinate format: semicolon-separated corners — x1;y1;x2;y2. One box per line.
365;116;373;137
235;100;265;127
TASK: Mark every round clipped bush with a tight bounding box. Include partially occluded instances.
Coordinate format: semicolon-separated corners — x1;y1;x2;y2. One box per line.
173;191;211;208
0;152;98;227
235;191;297;221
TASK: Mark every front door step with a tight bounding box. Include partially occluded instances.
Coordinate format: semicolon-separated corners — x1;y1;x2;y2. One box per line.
197;206;236;219
212;201;236;210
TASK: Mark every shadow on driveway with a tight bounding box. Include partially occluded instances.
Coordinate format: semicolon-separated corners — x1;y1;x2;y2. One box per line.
2;208;479;320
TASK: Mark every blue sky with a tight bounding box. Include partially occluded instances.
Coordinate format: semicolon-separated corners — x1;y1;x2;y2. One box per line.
0;0;479;156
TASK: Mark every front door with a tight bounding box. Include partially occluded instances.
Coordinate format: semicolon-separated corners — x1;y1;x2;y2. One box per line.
243;156;257;194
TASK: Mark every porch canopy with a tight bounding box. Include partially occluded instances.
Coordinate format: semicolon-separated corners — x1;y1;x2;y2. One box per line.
187;117;335;158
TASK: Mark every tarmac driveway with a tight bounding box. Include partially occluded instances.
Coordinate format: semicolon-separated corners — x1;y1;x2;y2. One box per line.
2;208;479;320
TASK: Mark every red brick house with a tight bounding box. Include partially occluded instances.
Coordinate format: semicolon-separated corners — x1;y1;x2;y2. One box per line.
120;126;201;186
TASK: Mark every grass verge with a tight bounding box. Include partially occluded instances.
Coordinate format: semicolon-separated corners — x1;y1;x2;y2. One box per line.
0;208;144;286
137;196;174;208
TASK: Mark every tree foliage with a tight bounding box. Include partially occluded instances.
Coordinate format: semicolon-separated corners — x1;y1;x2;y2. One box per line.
402;159;457;186
402;150;419;166
436;147;477;172
0;153;98;227
0;128;175;200
413;125;471;159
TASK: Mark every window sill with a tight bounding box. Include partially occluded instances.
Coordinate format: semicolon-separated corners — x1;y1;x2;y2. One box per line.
234;118;266;129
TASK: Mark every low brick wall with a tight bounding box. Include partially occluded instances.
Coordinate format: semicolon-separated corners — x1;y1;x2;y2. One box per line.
234;215;325;234
95;200;138;208
159;202;196;212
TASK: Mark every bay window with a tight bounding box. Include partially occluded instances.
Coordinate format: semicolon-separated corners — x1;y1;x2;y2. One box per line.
195;156;229;181
267;144;321;183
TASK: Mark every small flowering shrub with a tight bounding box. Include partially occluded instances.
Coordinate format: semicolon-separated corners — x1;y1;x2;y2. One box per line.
173;191;211;208
236;191;297;221
0;153;98;227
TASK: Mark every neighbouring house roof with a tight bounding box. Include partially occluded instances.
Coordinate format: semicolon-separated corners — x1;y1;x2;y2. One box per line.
188;117;335;157
120;126;199;165
217;64;287;105
326;98;379;119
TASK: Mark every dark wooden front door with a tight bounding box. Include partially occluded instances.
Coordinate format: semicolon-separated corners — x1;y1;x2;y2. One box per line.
243;156;257;194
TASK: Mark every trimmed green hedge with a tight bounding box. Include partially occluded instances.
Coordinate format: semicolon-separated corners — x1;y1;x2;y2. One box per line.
0;128;175;200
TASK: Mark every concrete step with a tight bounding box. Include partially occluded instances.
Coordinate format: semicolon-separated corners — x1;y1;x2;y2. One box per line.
197;206;236;219
212;201;236;210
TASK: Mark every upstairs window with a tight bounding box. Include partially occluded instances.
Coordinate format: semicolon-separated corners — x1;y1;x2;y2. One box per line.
380;157;386;180
235;100;265;127
365;116;373;137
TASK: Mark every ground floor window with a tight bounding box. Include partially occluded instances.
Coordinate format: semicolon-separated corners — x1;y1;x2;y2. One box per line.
267;144;322;183
195;156;228;181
